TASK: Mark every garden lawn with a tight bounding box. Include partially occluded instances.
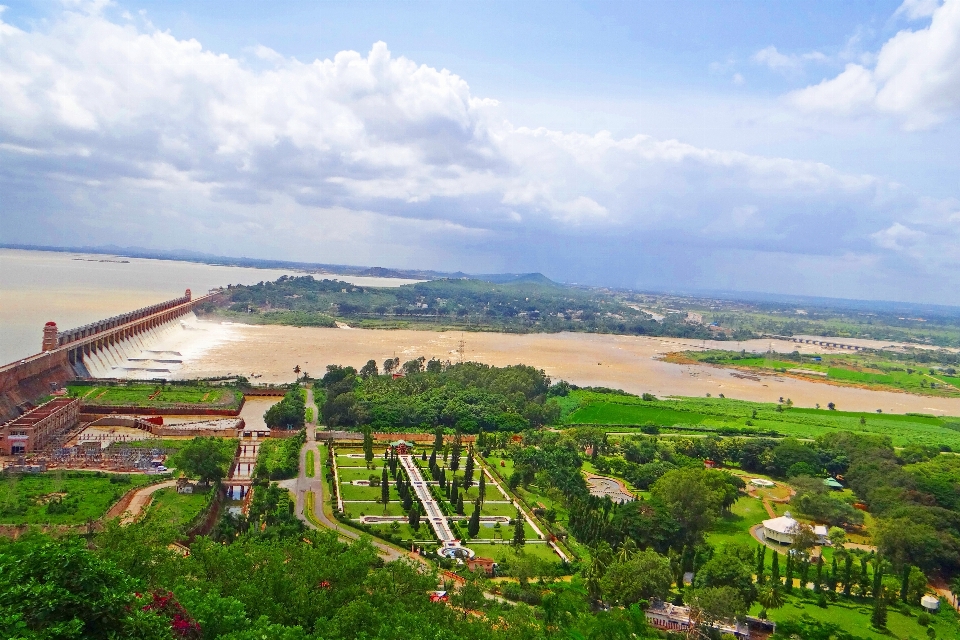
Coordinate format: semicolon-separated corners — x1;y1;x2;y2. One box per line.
342;502;408;517
465;542;562;563
752;594;960;640
338;483;400;502
337;466;386;482
706;495;767;550
0;471;154;525
305;450;315;477
143;487;209;529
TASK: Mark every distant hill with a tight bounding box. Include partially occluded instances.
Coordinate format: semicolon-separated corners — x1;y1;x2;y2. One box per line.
472;272;559;286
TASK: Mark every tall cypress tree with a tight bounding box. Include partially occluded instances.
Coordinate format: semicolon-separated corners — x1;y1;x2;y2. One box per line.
829;556;838;592
871;561;886;629
771;551;781;586
512;508;525;547
363;427;374;468
468;499;481;538
799;558;810;591
451;477;460;505
843;554;853;597
785;553;794;593
860;556;871;597
814;556;823;593
456;492;464;516
464;451;475;488
408;504;420;531
900;564;911;603
756;545;766;585
478;473;486;505
381;467;390;514
450;428;462;472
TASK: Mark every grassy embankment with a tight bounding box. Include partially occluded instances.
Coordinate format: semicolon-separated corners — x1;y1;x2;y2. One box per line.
563;390;960;449
680;350;960;397
0;472;154;525
142;487;210;530
67;384;242;409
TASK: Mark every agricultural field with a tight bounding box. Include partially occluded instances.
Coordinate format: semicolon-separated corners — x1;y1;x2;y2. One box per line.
683;349;960;397
142;487;210;530
67;383;242;409
0;471;154;525
565;390;960;449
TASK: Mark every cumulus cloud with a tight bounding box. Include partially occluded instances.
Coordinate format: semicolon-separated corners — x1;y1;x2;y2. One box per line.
788;0;960;129
753;46;828;73
894;0;943;20
0;5;957;300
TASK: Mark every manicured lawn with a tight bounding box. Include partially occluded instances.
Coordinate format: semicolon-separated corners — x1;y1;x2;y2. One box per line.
67;384;241;408
465;542;561;562
706;495;767;549
338;483;400;502
305;450;315;477
335;455;382;470
753;593;960;640
367;522;434;542
343;501;408;517
144;487;209;529
479;501;519;517
338;466;391;482
0;471;154;525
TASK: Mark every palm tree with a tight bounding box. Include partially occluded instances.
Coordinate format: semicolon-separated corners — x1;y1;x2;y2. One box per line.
757;585;786;619
951;576;960;609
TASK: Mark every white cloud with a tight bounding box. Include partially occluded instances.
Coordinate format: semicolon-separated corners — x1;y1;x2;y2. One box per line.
788;0;960;129
753;46;828;73
0;7;957;299
894;0;943;20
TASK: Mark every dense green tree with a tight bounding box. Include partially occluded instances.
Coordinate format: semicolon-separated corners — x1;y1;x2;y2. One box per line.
694;544;757;605
0;536;176;639
170;436;233;484
264;388;306;430
381;467;390;513
464;451;475;488
599;549;673;606
478;473;486;505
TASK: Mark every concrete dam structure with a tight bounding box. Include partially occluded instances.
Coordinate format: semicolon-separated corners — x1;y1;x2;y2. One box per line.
0;290;215;422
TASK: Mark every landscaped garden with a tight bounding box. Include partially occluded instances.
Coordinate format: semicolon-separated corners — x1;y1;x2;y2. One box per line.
142;487;210;530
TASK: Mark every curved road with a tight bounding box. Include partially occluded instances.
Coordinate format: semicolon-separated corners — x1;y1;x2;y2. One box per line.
287;388;412;563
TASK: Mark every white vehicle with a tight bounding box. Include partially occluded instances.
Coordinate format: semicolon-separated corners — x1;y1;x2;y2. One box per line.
155;465;168;472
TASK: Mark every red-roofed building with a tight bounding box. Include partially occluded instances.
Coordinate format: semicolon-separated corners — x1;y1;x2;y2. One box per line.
0;397;80;454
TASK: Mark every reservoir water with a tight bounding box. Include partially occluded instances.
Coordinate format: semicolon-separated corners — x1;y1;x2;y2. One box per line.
0;248;419;364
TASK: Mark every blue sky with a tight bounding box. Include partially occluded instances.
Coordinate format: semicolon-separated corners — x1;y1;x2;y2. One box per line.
1;0;959;303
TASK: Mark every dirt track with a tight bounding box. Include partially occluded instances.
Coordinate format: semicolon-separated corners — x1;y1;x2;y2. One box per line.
176;324;960;415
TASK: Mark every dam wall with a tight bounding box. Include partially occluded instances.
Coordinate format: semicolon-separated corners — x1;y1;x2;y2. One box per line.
0;290;216;423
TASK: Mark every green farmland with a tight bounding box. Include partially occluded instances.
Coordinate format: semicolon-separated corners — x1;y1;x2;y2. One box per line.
566;391;960;449
684;349;960;397
67;383;242;409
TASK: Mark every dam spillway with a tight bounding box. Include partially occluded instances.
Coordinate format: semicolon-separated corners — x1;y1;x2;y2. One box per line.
0;289;217;421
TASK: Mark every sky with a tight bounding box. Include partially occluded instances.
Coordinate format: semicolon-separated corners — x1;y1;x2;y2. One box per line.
1;0;959;303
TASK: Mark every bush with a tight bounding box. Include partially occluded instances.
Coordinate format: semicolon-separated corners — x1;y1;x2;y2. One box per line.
917;612;930;626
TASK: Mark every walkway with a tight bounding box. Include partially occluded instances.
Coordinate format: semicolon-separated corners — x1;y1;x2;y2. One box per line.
288;389;411;563
398;454;457;543
113;479;178;524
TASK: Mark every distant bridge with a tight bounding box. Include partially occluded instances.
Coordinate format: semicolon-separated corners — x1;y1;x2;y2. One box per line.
765;335;867;352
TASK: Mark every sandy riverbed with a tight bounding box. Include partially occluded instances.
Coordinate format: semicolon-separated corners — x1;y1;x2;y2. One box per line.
175;323;960;416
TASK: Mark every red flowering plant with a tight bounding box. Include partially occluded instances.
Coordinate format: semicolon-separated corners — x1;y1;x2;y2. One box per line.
136;590;202;639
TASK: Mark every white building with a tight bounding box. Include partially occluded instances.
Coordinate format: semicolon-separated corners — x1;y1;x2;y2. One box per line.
761;512;828;545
